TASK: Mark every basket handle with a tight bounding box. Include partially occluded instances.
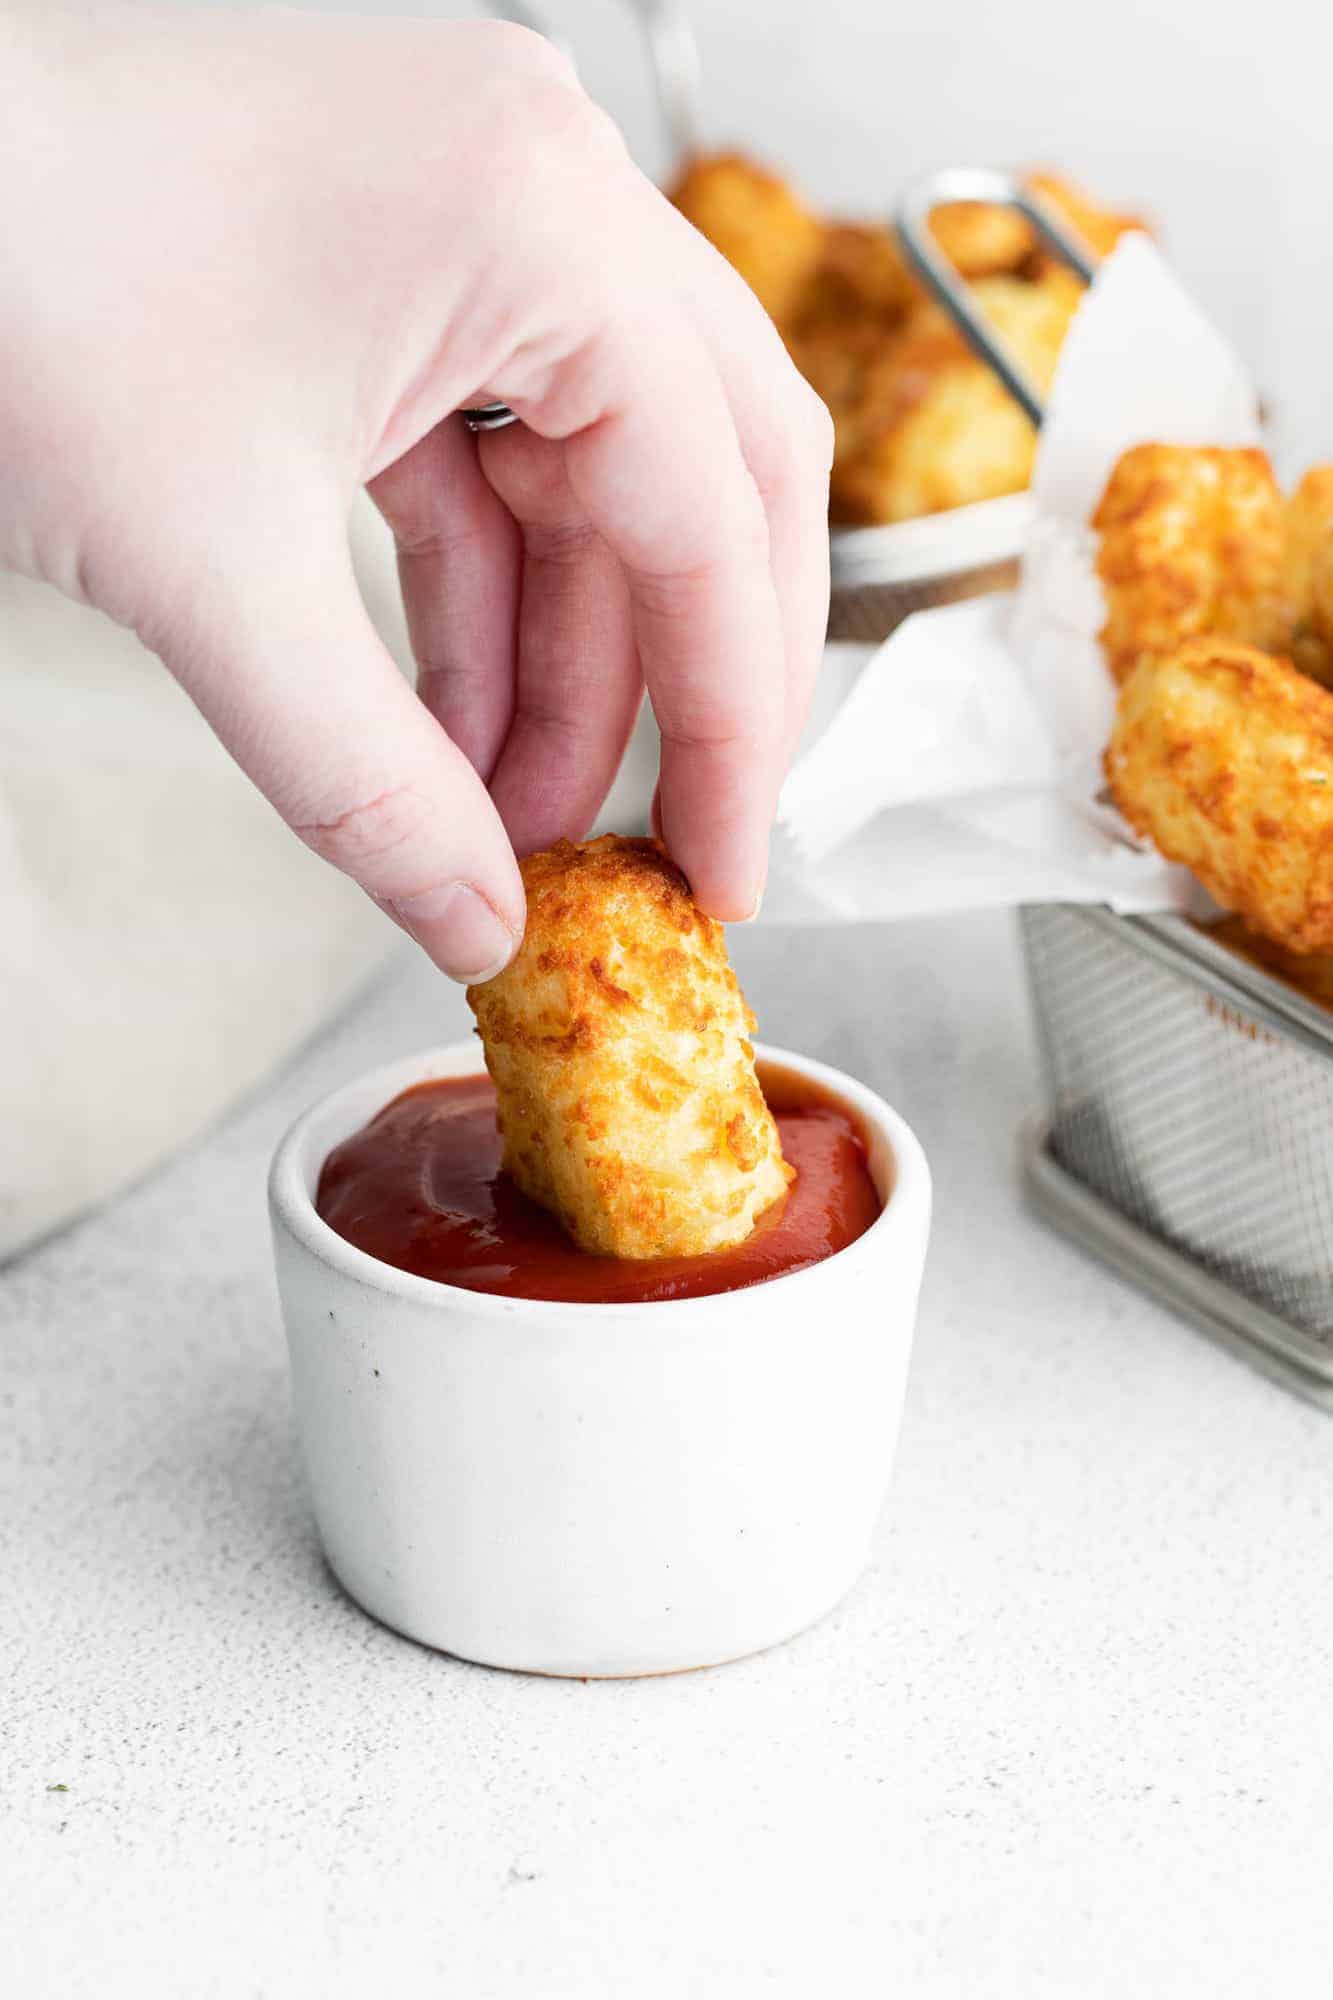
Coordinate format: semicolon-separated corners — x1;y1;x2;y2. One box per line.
621;0;703;166
894;168;1099;428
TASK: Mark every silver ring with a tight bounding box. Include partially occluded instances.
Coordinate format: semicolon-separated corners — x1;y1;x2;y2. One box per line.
461;402;519;433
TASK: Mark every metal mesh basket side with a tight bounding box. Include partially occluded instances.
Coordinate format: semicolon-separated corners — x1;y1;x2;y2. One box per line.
1019;903;1333;1347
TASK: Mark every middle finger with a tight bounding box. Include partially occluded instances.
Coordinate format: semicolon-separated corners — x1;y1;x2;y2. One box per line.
478;424;642;855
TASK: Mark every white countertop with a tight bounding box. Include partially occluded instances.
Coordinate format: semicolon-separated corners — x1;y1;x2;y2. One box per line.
5;911;1332;1998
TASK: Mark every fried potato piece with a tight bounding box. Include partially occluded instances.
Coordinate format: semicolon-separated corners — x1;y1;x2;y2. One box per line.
1025;170;1149;263
921;175;1146;292
672;151;1141;527
669;151;823;324
1207;913;1333;1009
1282;467;1333;685
467;836;792;1260
829;271;1081;524
929;200;1035;280
795;221;917;330
795;188;1090;338
1106;641;1333;954
797;204;1031;333
1093;444;1287;684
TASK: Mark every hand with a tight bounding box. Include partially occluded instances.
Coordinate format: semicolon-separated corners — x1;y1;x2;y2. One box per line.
0;6;831;979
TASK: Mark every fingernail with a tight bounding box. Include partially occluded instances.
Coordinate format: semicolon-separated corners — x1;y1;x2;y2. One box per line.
391;881;517;984
738;862;768;923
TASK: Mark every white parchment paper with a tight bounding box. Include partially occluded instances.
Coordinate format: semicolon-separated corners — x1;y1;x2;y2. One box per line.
768;235;1261;923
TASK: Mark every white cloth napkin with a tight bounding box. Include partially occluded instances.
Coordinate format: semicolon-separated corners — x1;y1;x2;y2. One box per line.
0;501;403;1260
769;236;1262;924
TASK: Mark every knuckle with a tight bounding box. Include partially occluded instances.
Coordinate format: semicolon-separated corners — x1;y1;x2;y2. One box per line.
522;516;598;568
292;783;431;877
647;498;769;597
485;67;617;185
480;426;574;518
743;377;834;505
629;554;727;624
664;711;760;752
774;369;836;471
798;381;837;472
471;19;579;90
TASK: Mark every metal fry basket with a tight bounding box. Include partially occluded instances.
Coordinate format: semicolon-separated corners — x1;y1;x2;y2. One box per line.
826;496;1028;643
480;6;1100;642
824;167;1099;642
881;185;1332;1402
1020;904;1333;1406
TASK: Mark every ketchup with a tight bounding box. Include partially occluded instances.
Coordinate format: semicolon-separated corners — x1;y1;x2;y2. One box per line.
316;1061;883;1305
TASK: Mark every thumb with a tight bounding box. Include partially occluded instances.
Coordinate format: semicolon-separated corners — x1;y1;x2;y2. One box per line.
153;523;525;983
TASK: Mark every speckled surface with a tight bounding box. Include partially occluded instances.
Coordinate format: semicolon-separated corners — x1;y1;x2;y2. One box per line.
5;913;1332;1998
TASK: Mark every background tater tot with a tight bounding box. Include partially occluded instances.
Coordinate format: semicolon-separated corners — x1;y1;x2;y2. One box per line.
796;221;918;329
928;199;1035;280
670;152;1149;525
1093;444;1287;684
1207;914;1333;1008
668;151;823;324
1024;170;1149;264
830;271;1079;524
671;153;1145;526
1282;467;1333;685
1106;641;1333;954
467;837;793;1261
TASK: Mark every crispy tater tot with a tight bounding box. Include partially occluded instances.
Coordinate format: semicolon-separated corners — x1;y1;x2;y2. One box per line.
467;836;793;1260
1093;444;1287;684
1207;914;1333;1008
795;221;917;330
929;200;1035;280
1106;641;1333;954
669;150;823;324
672;150;1142;527
1282;467;1333;685
1024;170;1149;263
797;193;1072;340
830;271;1080;524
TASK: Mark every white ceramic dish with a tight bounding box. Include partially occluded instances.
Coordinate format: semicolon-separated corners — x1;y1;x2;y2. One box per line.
269;1041;931;1678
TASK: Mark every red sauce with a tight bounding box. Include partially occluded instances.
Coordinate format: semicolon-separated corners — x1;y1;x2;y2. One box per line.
316;1061;884;1305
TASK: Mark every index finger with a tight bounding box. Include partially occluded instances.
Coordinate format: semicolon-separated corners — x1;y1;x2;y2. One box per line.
508;304;787;921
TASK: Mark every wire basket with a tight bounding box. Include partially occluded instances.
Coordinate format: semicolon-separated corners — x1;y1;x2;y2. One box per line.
827;497;1028;642
1020;903;1333;1403
480;8;1099;642
824;167;1096;639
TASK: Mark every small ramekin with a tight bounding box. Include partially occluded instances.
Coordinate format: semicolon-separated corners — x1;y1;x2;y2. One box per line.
269;1041;931;1677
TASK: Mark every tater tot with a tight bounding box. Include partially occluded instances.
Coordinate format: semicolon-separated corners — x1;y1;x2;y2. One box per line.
1282;467;1333;685
672;150;1142;528
1106;641;1333;954
1093;444;1287;684
794;221;917;329
1207;914;1333;1007
669;151;823;325
928;200;1035;280
830;271;1080;524
467;837;793;1260
1024;170;1149;263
